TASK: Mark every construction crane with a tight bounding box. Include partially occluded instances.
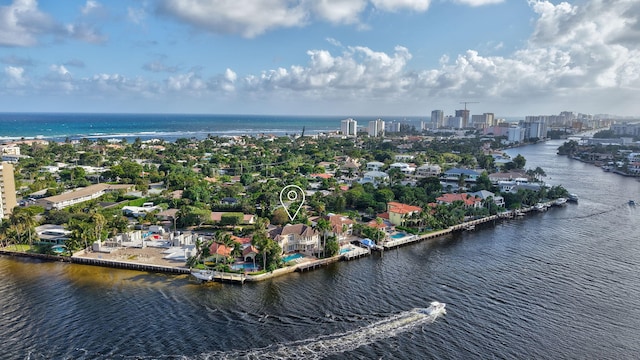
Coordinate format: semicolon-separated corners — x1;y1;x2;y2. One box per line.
458;101;479;128
459;101;479;111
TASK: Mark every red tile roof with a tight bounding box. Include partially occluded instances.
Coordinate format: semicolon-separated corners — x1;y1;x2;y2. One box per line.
209;243;232;257
387;202;422;214
436;193;481;206
311;173;333;179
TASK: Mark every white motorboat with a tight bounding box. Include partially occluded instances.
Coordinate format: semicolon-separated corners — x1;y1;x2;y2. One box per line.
555;197;567;206
421;301;447;316
191;269;214;282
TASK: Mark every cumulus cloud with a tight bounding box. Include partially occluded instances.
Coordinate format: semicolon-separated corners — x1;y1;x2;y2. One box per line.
50;64;70;76
0;0;59;46
0;0;108;46
310;0;367;24
1;55;35;66
81;0;102;15
64;59;86;68
6;0;639;115
143;60;179;73
453;0;503;7
158;0;308;38
66;23;107;44
4;65;27;88
127;6;146;24
157;0;441;37
371;0;431;12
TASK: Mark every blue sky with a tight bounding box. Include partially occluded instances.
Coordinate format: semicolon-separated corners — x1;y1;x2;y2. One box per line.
1;0;639;117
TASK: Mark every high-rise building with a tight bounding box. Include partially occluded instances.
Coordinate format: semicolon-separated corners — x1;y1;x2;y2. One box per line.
471;113;495;129
431;110;444;128
368;119;385;137
446;116;464;129
340;118;357;137
0;162;17;218
385;121;401;133
455;109;470;128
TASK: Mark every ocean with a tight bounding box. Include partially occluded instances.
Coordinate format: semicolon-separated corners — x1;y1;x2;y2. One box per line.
0;113;426;142
0;124;639;358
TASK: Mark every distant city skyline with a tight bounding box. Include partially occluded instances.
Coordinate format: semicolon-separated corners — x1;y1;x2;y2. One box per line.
1;1;639;117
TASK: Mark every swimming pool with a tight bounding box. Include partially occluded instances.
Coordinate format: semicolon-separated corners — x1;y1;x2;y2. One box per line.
231;263;259;271
339;248;351;254
282;253;304;262
391;232;408;239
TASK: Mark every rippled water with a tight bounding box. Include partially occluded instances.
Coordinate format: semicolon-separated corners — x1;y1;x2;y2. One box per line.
1;140;639;359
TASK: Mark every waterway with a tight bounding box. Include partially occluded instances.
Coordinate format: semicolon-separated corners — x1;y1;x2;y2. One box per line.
1;139;639;359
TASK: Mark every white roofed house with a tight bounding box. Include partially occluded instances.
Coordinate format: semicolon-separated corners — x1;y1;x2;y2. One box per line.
467;190;505;208
415;163;441;178
366;161;385;172
269;224;320;255
388;162;415;175
359;171;389;187
36;183;134;210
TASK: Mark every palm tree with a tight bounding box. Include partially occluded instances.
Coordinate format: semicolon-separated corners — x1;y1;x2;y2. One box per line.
313;218;331;258
91;213;107;246
375;217;384;244
7;208;37;249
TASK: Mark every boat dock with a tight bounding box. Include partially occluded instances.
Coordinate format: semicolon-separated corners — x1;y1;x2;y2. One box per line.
382;215;501;250
71;256;190;274
295;257;339;272
341;246;370;260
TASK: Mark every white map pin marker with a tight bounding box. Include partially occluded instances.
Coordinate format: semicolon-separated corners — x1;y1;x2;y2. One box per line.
279;185;305;221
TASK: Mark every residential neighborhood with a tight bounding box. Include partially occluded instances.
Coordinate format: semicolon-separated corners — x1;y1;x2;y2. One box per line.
2;116;634;280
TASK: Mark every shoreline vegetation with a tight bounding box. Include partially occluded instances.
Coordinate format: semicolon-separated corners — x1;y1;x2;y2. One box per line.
0;203;563;283
0;129;585;283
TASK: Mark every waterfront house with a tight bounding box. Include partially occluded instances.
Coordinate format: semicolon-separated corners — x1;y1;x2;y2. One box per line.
467;190;505;208
436;193;482;208
498;181;542;193
488;170;528;183
209;242;233;262
442;168;481;182
316;214;355;243
367;217;395;234
243;245;259;262
387;202;422;226
269;224;320;254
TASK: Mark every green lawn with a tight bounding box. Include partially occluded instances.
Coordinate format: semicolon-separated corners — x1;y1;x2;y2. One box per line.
2;244;32;252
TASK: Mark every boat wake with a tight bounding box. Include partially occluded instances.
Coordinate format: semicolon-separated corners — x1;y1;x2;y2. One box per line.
70;302;446;360
198;302;446;359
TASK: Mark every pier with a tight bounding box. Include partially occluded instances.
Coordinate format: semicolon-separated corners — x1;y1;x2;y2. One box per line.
71;256;190;274
295;257;339;272
341;245;371;261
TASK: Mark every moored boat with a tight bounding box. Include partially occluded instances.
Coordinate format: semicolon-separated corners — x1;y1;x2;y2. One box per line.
568;193;579;203
191;269;214;282
555;197;567;206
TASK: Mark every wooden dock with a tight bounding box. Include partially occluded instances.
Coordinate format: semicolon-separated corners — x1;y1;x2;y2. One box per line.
71;256;190;274
295;257;339;272
341;246;370;261
383;215;500;250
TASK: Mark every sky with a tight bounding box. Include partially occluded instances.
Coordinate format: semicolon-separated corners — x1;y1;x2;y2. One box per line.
0;0;639;117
